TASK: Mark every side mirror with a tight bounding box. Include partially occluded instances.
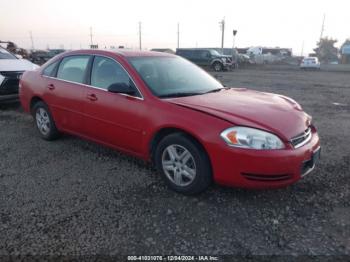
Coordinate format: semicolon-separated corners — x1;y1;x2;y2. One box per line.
107;82;135;95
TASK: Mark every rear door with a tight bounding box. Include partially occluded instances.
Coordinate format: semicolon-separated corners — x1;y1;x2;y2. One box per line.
82;55;146;154
42;55;91;133
191;50;202;65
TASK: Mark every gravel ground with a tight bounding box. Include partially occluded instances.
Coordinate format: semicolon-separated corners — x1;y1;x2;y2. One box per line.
0;67;349;257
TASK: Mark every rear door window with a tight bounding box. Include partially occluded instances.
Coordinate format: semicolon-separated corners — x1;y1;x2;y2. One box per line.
193;50;202;59
57;56;90;84
199;50;210;59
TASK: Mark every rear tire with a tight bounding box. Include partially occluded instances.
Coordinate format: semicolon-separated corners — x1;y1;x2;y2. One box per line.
155;133;212;195
32;101;60;140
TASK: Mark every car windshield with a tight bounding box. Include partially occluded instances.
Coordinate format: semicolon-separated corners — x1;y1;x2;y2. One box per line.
0;48;17;59
128;56;223;98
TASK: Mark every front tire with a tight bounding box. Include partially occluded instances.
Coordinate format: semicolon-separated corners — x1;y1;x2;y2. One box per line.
32;101;60;140
155;133;212;195
213;62;223;72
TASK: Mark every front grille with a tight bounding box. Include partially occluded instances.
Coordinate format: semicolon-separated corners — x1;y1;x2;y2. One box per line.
0;71;24;79
290;127;312;149
0;71;23;95
301;147;320;177
242;173;292;182
301;159;314;177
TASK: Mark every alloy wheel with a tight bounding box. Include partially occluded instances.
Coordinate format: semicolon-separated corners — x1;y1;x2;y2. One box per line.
36;108;51;136
161;144;196;187
214;63;222;71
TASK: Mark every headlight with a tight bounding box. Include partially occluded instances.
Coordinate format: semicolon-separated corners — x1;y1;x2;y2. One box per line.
0;74;4;85
220;126;285;150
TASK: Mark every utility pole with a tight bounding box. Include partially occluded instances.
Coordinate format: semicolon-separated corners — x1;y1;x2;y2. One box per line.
232;29;238;48
89;27;93;48
29;31;34;50
301;41;304;57
139;22;142;50
177;23;180;49
219;18;225;53
320;14;325;41
232;29;238;69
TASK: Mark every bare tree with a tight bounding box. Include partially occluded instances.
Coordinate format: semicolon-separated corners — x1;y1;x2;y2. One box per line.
314;37;339;63
341;39;350;51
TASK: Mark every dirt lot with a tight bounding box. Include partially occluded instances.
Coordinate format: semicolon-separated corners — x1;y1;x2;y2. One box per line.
0;67;349;257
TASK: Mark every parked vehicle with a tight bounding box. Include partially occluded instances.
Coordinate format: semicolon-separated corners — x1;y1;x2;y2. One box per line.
20;50;320;194
300;57;321;70
176;48;232;71
30;49;65;65
150;48;175;54
0;47;39;102
203;48;239;69
237;54;253;66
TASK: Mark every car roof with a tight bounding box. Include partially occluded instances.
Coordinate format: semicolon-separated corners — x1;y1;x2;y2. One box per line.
61;49;175;58
176;48;211;51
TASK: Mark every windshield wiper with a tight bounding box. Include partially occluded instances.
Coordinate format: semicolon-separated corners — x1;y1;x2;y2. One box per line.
158;92;203;98
202;87;226;94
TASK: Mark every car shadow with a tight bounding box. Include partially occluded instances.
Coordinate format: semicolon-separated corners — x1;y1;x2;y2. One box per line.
0;100;21;111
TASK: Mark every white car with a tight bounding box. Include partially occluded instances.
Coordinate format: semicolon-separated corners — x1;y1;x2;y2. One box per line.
300;57;321;70
0;47;39;102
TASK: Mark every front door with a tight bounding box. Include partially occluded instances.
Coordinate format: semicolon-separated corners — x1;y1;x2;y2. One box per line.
83;56;146;154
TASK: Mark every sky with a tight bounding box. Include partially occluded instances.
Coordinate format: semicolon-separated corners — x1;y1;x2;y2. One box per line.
0;0;349;55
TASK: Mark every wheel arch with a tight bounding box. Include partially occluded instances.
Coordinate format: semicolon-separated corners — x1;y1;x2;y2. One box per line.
29;96;45;113
149;126;212;168
210;59;223;66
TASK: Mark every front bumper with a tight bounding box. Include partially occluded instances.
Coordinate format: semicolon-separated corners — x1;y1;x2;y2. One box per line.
209;129;321;189
222;61;234;70
0;93;19;102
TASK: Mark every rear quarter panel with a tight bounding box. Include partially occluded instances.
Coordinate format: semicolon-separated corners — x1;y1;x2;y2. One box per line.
19;70;44;113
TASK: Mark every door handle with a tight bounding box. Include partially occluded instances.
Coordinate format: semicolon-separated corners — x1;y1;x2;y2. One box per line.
47;84;55;90
87;93;98;101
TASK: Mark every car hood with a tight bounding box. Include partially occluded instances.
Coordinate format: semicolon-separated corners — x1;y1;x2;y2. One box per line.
0;59;39;72
214;55;231;59
166;88;311;140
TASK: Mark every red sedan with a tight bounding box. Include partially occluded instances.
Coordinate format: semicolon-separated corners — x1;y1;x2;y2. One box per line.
19;49;321;194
